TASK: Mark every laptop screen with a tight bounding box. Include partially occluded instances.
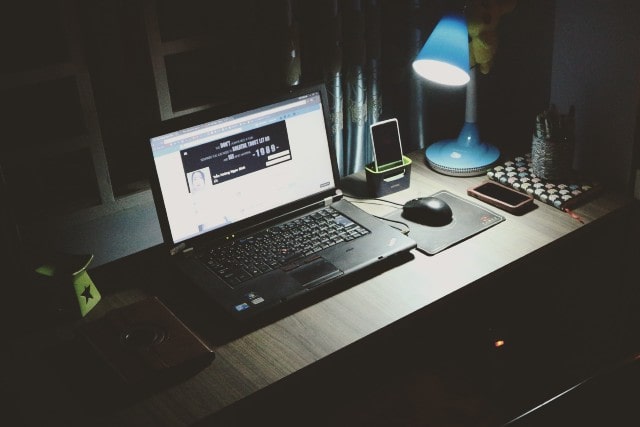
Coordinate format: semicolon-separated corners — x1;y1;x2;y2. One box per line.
150;89;336;244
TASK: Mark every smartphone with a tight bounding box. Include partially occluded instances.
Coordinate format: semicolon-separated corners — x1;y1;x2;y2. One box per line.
467;181;534;214
370;118;404;172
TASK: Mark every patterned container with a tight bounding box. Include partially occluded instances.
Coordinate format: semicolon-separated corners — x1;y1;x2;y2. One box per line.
531;136;573;181
530;105;575;181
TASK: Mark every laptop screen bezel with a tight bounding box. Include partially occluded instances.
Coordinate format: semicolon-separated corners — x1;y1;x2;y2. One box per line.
147;83;342;251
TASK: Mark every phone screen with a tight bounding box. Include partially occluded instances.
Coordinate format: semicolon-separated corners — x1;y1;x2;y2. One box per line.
474;182;531;206
371;119;403;170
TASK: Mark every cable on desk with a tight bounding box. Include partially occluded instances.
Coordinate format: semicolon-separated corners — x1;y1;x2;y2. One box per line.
343;195;405;208
370;214;411;235
344;196;411;235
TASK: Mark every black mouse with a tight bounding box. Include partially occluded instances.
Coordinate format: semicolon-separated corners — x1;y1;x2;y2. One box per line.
402;196;453;226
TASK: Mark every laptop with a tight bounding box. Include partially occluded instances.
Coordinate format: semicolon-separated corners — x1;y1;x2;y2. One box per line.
147;83;416;320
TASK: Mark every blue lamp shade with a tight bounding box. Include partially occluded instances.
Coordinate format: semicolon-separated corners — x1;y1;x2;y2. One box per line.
412;13;470;86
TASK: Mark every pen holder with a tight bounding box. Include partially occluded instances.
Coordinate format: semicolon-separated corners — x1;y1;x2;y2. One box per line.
531;105;575;181
531;137;573;181
365;156;412;197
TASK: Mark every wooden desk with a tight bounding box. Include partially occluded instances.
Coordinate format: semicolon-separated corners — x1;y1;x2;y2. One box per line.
6;151;638;426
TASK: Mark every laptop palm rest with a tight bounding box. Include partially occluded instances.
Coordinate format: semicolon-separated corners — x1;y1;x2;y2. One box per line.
290;257;343;289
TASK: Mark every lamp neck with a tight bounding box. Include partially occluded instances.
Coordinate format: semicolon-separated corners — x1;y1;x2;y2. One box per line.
465;67;477;123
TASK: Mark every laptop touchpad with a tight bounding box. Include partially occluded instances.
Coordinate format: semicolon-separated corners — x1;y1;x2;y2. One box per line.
291;257;343;288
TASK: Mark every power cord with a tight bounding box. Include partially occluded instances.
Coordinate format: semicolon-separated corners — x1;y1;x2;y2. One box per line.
343;195;405;208
344;195;411;235
371;214;411;235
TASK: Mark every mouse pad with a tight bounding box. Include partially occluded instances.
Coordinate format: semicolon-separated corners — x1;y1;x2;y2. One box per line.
385;190;505;255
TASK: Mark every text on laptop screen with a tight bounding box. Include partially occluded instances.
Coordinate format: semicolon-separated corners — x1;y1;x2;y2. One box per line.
150;91;336;244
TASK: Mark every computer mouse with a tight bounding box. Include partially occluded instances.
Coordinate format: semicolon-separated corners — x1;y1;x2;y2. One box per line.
402;196;453;226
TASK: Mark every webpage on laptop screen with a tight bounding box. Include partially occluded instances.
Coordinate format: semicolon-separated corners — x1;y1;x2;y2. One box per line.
150;93;335;244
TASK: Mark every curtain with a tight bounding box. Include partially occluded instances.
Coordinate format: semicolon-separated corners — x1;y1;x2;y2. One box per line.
283;0;302;87
343;1;368;175
289;0;429;176
408;0;429;151
321;0;382;176
323;0;344;174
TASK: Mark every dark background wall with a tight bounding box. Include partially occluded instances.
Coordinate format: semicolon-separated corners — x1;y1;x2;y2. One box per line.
550;0;640;190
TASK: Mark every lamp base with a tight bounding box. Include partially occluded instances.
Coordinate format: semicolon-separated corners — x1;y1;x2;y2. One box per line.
425;122;500;177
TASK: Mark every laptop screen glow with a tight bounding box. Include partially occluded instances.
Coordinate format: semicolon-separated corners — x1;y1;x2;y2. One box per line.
150;91;336;244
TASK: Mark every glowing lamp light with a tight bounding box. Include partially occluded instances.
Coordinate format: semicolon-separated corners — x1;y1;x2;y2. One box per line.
412;13;470;86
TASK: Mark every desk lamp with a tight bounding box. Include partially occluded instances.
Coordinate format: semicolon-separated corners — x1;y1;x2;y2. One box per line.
413;12;500;176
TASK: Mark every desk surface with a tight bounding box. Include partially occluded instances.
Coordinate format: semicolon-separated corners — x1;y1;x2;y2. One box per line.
6;150;636;427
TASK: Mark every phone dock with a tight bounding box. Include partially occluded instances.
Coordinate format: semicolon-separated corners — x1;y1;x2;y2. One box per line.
365;156;412;197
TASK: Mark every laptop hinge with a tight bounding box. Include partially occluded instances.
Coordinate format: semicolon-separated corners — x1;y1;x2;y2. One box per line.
170;242;193;256
324;189;343;206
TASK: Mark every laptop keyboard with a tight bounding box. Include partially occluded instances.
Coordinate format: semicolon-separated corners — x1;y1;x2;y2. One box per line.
197;207;369;287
